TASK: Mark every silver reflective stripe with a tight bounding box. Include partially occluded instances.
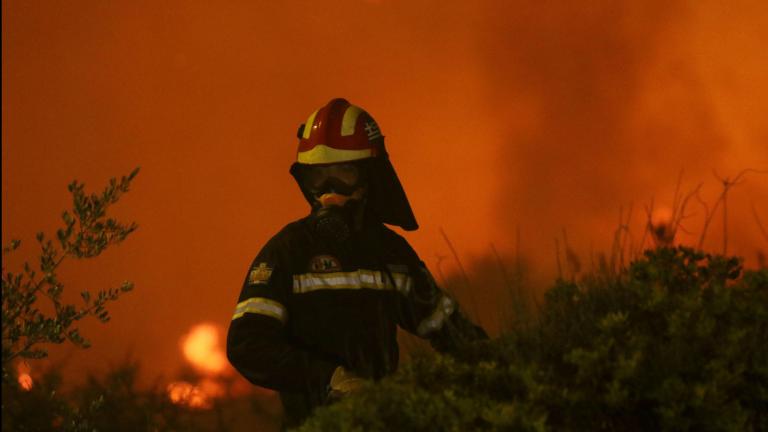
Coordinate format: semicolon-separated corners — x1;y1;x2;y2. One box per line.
417;295;456;336
292;269;412;294
232;297;287;323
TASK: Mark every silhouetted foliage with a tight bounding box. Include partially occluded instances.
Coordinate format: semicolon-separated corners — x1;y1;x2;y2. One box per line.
299;247;768;431
5;169;766;431
2;360;206;432
2;170;285;431
2;169;139;383
2;170;142;431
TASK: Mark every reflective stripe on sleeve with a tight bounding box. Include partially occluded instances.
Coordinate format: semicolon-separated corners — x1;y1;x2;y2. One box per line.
292;269;412;294
417;295;456;336
232;297;287;323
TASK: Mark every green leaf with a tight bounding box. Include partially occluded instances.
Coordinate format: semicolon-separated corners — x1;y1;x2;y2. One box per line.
120;281;134;292
2;239;21;254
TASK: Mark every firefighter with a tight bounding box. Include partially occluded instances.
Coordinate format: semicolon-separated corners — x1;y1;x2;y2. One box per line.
226;98;487;428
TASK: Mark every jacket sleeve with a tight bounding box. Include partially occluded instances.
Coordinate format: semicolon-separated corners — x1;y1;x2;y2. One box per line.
392;241;489;353
226;238;338;393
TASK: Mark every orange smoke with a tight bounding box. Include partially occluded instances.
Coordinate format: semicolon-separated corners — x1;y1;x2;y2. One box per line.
180;323;229;376
477;1;768;279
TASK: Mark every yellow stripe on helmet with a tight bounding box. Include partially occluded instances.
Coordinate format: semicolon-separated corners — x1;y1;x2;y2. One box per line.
341;105;363;137
297;144;373;164
302;109;319;140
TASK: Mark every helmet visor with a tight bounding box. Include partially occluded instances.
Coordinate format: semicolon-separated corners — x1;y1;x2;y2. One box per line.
302;163;362;191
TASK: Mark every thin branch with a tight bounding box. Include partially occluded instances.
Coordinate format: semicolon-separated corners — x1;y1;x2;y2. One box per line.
751;202;768;243
439;228;480;320
639;198;653;253
620;203;633;269
490;243;514;331
561;228;578;279
671;170;684;225
515;225;522;278
432;253;456;298
697;168;766;250
554;237;563;280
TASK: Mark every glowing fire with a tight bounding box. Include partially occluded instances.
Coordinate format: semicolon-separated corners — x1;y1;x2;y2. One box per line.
167;378;227;409
181;323;228;376
17;363;33;391
167;381;211;409
169;323;232;408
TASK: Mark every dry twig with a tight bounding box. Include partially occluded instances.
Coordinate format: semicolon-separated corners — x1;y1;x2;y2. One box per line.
696;168;767;252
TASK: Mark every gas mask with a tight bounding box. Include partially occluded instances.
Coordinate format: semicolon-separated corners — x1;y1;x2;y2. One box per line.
302;164;367;243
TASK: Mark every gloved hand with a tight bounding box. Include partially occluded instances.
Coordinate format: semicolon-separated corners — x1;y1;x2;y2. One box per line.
428;310;489;354
327;366;366;400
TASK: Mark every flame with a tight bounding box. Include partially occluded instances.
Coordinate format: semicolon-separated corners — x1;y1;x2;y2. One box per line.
18;373;33;391
17;363;33;391
170;323;234;409
181;323;228;376
167;378;226;409
167;381;211;409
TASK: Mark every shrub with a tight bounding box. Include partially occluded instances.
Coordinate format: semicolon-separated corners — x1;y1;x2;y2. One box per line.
2;360;205;432
2;169;140;430
299;247;768;431
2;169;139;381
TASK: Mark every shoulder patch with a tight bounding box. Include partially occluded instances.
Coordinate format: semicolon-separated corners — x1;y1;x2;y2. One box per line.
248;263;274;285
309;255;342;273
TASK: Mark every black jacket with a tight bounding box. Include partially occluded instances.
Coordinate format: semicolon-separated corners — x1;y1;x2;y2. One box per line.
226;215;487;427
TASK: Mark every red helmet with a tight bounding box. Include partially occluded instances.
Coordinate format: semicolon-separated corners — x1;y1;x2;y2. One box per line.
290;98;418;231
296;98;384;165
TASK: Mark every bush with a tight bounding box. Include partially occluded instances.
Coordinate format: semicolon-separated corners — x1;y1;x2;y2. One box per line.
299;247;768;431
2;169;141;430
2;169;139;381
2;360;207;432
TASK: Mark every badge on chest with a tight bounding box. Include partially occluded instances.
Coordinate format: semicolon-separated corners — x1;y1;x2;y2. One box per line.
309;255;342;273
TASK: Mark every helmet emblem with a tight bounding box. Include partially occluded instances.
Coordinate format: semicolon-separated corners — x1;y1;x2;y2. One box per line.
364;121;382;141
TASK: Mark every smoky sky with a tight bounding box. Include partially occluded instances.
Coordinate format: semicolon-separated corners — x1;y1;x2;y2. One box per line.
475;1;767;273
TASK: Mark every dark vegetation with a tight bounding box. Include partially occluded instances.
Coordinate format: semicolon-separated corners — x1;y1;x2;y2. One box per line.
4;361;201;431
298;247;767;431
2;170;766;431
1;169;281;431
298;171;768;431
2;170;144;431
3;359;281;432
3;168;140;378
